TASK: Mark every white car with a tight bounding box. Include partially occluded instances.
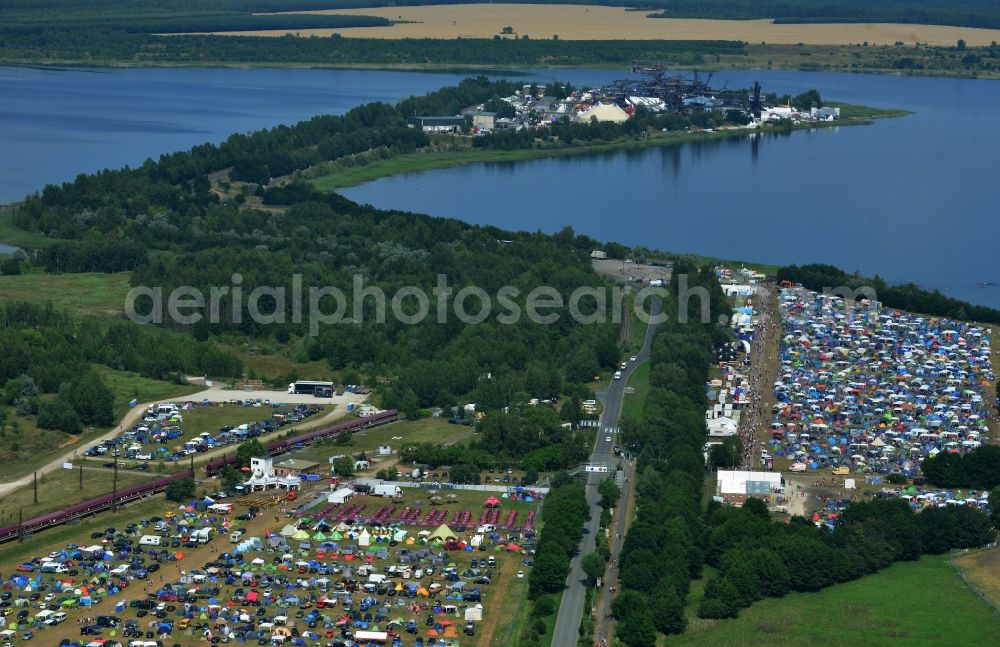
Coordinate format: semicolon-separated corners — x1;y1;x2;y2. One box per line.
605;436;612;442
629;356;637;362
613;371;622;380
136;453;152;461
516;571;525;579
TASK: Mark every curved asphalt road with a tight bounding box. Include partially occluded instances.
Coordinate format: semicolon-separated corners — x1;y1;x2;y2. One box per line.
551;297;662;646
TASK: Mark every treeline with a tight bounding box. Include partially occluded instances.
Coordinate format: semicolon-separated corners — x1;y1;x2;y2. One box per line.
0;301;242;428
41;240;148;273
612;262;729;645
922;445;1000;489
698;496;994;618
2;0;390;34
651;0;1000;30
0;301;242;433
528;481;588;599
0;29;742;66
778;263;1000;324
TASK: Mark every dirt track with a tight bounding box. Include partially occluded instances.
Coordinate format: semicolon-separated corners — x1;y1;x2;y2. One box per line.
200;5;1000;46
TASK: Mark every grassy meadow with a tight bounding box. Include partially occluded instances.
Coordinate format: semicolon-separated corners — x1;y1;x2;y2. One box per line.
671;554;1000;646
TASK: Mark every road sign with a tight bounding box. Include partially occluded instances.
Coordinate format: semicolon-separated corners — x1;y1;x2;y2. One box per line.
584;465;609;473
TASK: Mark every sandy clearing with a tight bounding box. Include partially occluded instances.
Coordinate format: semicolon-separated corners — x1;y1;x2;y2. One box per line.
193;5;1000;46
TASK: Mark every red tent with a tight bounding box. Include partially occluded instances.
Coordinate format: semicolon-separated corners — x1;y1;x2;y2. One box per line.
483;496;501;508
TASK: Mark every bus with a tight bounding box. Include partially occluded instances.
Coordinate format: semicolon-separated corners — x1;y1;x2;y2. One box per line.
288;380;334;396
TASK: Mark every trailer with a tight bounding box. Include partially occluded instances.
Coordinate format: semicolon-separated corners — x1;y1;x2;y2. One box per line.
371;483;402;497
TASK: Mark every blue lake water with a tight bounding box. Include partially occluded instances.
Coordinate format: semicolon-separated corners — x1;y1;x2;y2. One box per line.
1;66;997;306
342;70;1000;307
0;66;478;203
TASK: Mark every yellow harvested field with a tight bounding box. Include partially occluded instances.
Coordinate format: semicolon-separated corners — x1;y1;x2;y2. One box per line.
200;4;1000;46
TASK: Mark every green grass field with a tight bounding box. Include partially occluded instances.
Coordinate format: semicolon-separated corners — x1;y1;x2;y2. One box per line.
0;271;131;316
672;554;1000;646
0;467;155;526
0;206;61;249
621;361;651;421
288;417;473;467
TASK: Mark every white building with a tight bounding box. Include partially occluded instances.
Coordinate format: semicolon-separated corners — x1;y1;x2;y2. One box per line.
716;470;783;501
708;417;738;437
721;284;761;297
242;457;301;492
327;487;355;504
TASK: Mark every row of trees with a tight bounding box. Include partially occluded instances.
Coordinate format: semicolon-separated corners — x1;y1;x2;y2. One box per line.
921;445;1000;489
527;481;588;598
777;263;1000;323
612;262;730;645
0;29;741;67
698;496;995;618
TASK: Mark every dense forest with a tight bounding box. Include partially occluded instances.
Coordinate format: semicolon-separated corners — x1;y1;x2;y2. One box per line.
0;29;740;66
0;301;243;433
1;0;390;34
777;263;1000;324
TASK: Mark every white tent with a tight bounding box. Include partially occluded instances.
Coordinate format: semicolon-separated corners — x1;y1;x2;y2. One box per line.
358;529;371;547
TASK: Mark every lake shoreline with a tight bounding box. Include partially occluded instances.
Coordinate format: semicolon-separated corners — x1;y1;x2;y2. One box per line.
306;104;909;192
1;59;997;81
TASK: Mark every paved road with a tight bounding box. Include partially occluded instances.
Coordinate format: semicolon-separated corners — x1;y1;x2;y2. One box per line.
551;298;662;647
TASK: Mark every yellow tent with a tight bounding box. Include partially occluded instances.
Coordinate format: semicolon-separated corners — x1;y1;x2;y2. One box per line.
428;524;458;543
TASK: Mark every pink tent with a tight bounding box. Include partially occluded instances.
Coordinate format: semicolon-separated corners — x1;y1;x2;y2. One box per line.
483;496;501;508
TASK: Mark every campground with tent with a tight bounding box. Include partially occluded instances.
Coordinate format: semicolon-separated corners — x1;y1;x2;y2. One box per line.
1;482;543;646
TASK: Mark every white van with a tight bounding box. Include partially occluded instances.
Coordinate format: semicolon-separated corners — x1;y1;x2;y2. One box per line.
40;562;68;573
139;535;162;546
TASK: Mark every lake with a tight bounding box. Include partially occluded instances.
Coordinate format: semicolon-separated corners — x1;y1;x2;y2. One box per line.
1;66;996;306
342;70;1000;308
0;66;479;204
